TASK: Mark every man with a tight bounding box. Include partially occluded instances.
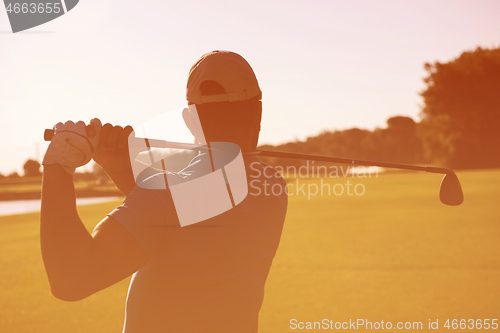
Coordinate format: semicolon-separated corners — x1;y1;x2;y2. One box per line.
41;50;288;332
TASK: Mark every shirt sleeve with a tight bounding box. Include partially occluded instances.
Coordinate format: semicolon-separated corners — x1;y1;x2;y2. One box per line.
108;180;179;258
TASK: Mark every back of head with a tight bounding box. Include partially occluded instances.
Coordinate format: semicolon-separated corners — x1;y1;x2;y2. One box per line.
186;51;262;152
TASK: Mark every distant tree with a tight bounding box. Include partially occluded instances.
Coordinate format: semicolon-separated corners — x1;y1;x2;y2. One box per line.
23;159;42;177
420;46;500;169
376;116;423;164
257;119;425;171
387;116;416;131
303;128;372;159
8;171;20;178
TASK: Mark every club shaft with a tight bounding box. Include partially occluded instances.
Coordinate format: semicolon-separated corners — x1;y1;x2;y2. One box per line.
44;128;453;175
251;150;452;175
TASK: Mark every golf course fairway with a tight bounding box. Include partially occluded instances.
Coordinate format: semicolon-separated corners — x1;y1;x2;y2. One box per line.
0;169;498;332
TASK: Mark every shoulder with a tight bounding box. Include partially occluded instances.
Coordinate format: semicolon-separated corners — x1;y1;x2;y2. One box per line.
246;157;286;183
245;158;288;204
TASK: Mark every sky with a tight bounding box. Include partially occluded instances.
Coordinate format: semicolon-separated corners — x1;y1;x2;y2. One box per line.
1;0;500;175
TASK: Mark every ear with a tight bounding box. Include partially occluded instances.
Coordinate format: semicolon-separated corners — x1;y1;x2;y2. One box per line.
182;106;206;145
182;108;196;137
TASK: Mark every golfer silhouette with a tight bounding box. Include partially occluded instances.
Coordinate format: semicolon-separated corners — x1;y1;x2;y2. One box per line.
40;50;288;332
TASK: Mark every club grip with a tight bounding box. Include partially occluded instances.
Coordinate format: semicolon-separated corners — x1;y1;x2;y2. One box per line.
44;127;96;141
43;128;201;151
44;129;55;141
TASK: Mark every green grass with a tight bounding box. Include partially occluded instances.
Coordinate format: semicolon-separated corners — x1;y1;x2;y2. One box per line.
260;169;500;331
0;170;499;332
0;176;42;193
0;201;128;333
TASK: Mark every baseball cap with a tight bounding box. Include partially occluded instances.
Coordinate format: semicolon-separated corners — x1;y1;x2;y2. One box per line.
186;50;261;105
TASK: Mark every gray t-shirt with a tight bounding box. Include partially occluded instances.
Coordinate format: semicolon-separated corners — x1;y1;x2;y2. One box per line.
109;154;288;333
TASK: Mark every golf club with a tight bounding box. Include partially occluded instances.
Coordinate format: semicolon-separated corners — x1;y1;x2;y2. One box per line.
44;129;464;206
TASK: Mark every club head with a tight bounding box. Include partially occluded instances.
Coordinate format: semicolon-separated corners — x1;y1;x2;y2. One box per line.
439;172;464;206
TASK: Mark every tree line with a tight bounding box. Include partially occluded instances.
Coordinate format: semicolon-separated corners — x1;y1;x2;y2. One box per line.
259;46;500;170
2;46;499;178
0;159;111;184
